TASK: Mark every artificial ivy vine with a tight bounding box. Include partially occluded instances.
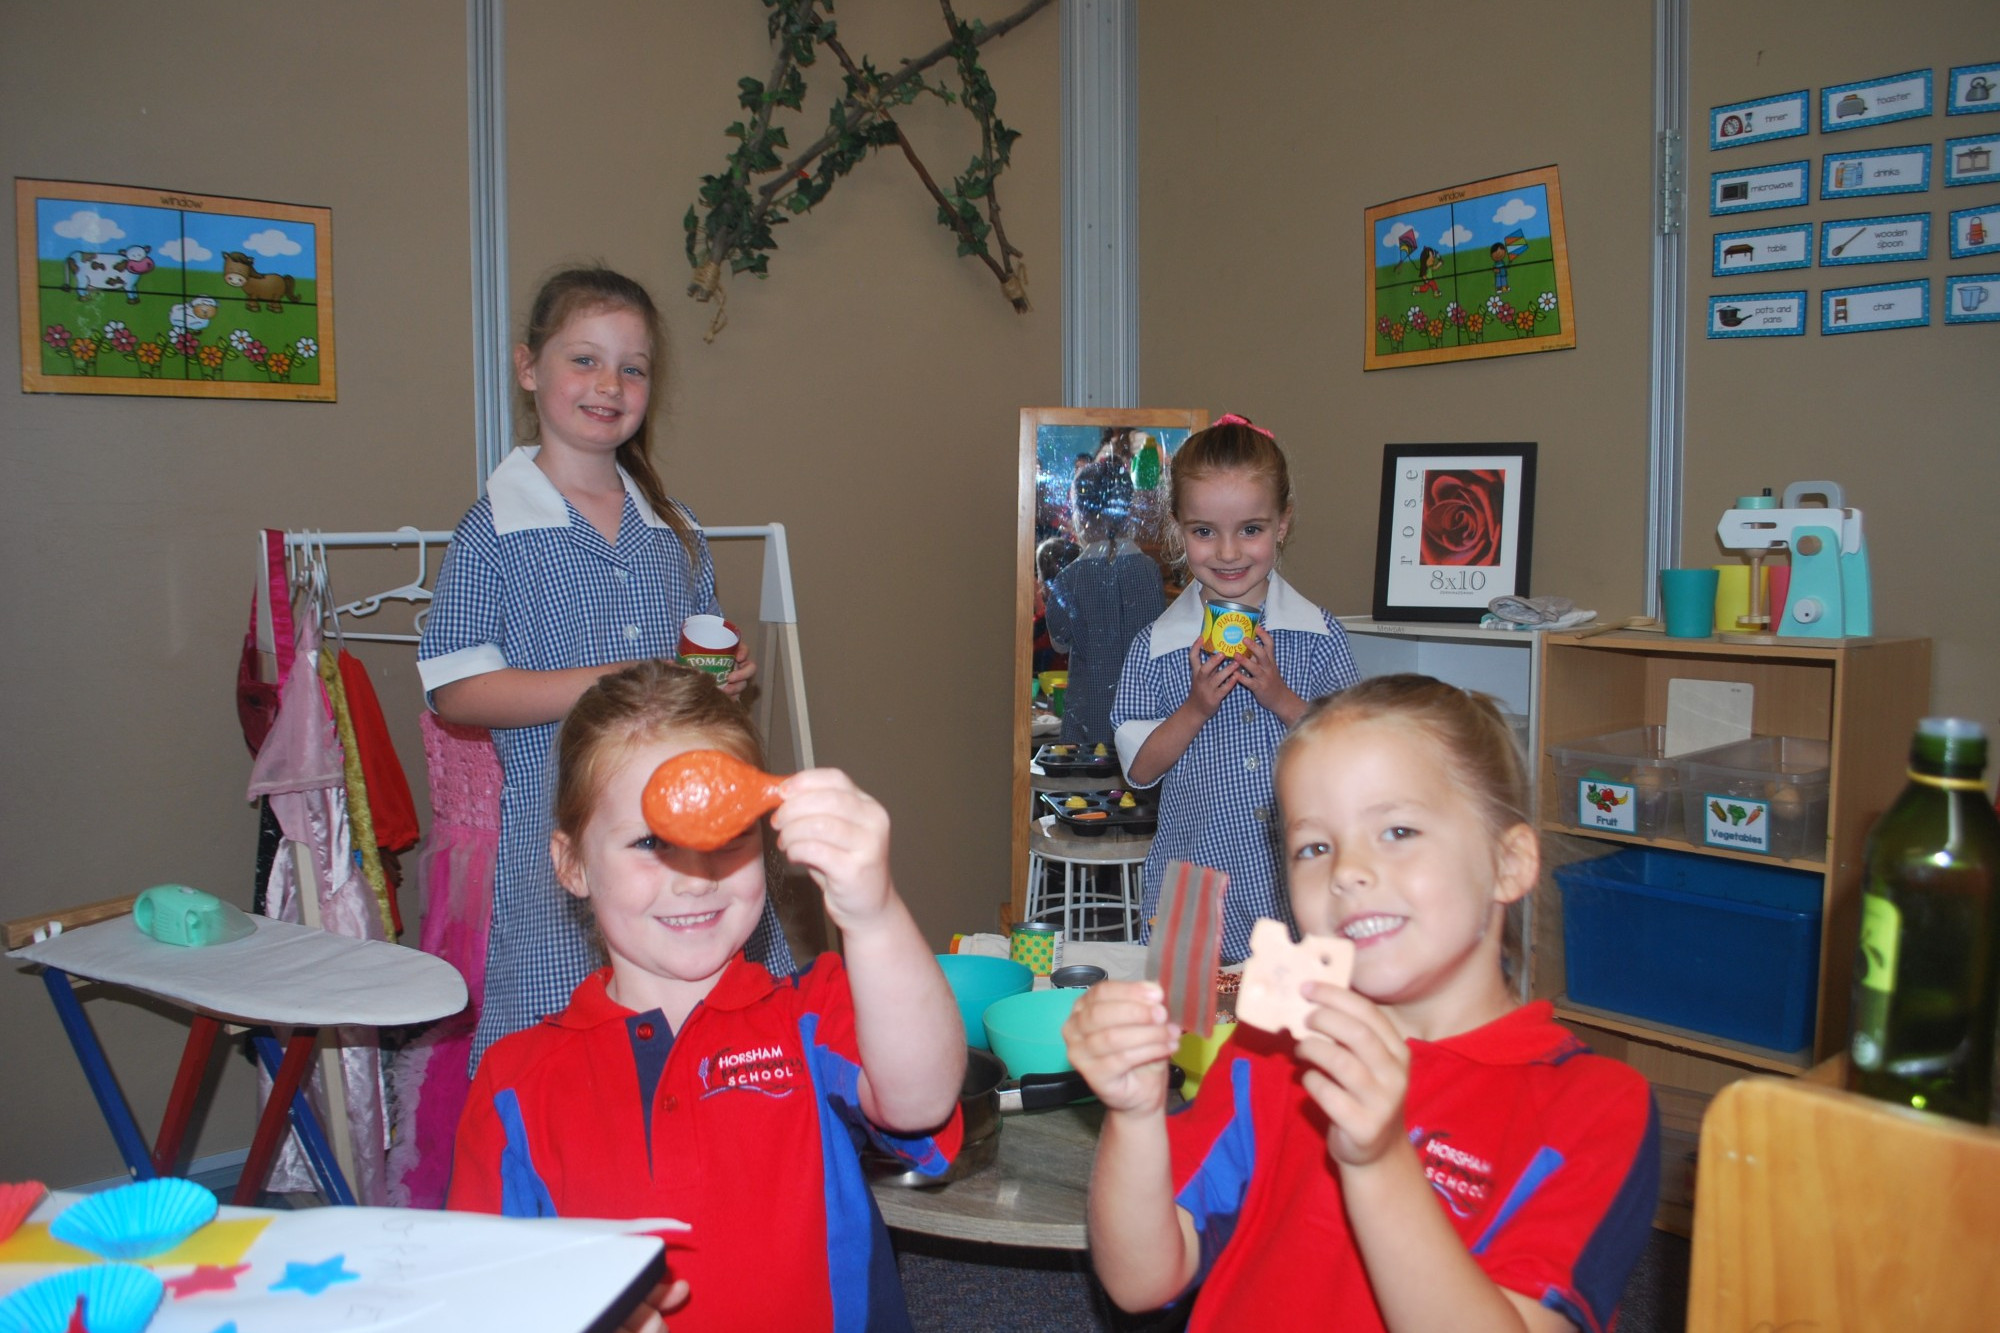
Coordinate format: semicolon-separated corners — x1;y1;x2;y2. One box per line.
684;0;1053;340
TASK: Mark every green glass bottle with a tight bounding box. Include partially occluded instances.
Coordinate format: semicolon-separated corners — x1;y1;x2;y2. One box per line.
1847;718;2000;1122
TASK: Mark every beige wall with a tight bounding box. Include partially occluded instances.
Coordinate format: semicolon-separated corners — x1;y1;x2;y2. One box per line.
1138;0;1660;625
2;2;1059;1188
1684;0;1996;723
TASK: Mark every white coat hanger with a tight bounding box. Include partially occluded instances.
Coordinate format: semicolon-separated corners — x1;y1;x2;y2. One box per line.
331;526;435;622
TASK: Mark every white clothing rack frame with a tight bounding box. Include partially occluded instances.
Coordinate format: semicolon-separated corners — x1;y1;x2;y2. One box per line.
259;524;814;770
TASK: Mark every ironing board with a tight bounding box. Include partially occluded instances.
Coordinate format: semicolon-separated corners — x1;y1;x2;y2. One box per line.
7;911;466;1206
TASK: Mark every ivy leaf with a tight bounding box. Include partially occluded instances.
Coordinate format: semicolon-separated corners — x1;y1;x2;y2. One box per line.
737;78;766;111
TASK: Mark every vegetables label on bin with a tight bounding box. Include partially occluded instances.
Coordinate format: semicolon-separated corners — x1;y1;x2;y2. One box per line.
1702;794;1770;853
1579;779;1637;833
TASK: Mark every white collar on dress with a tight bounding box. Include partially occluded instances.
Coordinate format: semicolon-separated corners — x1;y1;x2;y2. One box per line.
1147;570;1327;658
486;446;672;536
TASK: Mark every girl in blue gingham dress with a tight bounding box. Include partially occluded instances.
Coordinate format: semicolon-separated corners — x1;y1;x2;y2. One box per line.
420;268;793;1067
1110;416;1358;962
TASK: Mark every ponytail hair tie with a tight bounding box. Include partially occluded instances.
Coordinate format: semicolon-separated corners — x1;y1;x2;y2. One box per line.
1213;413;1275;441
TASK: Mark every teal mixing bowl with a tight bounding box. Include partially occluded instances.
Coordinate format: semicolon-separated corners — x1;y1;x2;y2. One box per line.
936;954;1033;1050
982;987;1083;1078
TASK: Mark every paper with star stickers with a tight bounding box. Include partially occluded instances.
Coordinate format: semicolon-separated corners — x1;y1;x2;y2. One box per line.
1;1194;681;1331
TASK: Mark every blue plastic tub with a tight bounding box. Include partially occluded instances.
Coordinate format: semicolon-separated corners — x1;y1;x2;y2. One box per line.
1556;846;1821;1053
935;954;1033;1050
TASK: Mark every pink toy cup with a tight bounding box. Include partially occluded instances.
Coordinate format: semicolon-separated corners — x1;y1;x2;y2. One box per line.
677;614;740;679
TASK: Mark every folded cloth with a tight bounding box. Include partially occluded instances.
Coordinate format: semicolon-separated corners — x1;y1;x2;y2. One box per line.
1480;608;1597;631
1488;595;1576;624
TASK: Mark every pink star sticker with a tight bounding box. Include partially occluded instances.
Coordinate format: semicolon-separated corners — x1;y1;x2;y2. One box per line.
165;1264;251;1298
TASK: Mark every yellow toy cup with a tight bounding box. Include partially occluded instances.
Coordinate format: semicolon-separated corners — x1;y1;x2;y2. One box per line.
1171;1022;1238;1098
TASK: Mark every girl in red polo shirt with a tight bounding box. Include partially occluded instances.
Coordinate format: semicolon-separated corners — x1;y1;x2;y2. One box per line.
1065;675;1659;1333
450;660;965;1332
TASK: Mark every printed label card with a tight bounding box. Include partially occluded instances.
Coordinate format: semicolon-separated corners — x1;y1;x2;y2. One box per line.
1945;273;2000;324
1711;91;1811;149
1947;62;2000;116
1701;794;1772;854
1822;69;1934;132
1822;280;1930;334
1948;201;2000;258
1707;291;1808;338
1819;214;1931;266
1946;134;2000;187
1711;161;1811;216
1821;145;1933;199
1578;778;1638;833
1713;224;1813;276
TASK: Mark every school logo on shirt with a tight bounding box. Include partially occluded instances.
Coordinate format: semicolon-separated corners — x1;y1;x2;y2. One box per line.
1411;1128;1494;1217
697;1042;803;1099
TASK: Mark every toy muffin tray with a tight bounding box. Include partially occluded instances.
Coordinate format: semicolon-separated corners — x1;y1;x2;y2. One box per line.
1040;790;1157;837
1035;743;1120;777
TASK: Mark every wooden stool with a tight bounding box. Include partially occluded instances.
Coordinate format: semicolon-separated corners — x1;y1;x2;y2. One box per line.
1025;815;1149;942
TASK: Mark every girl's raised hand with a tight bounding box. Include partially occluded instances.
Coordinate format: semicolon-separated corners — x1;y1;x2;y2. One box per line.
770;769;892;929
1062;980;1181;1116
1182;644;1239;720
1232;630;1302;717
721;642;758;698
1292;981;1412;1168
617;1278;691;1333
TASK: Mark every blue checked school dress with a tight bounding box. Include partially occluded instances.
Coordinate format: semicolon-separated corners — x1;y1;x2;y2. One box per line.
1110;573;1359;962
419;448;795;1067
1043;539;1165;748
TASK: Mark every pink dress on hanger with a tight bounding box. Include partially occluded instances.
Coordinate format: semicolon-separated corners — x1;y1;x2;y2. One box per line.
385;712;501;1208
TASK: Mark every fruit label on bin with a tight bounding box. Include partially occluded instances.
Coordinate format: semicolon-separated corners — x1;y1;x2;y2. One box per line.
1701;794;1770;853
1579;779;1637;833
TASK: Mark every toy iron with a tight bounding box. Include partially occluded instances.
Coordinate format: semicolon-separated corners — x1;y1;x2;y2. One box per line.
1716;480;1873;638
132;884;256;947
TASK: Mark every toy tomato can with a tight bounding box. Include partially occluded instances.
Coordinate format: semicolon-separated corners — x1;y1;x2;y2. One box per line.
1009;922;1064;976
1200;601;1262;658
677;614;739;679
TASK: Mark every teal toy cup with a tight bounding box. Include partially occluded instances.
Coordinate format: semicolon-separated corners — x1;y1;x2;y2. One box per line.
936;954;1033;1050
1659;568;1721;638
982;988;1084;1079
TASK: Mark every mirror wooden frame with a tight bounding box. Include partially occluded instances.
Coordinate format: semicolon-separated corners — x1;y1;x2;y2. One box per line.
1011;406;1209;925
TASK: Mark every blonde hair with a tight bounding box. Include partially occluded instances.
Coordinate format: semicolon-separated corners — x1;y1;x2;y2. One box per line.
552;659;766;846
1160;419;1296;567
1278;674;1530;839
517;266;698;565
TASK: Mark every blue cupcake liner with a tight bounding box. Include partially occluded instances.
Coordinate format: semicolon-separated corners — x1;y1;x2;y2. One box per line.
0;1262;165;1333
49;1178;216;1261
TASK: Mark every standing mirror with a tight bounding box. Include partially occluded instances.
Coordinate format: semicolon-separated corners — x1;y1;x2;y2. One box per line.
1011;407;1208;922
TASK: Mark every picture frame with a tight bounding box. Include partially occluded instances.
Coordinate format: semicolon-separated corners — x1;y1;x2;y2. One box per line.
17;178;335;401
1011;406;1207;920
1372;443;1537;623
1363;165;1575;371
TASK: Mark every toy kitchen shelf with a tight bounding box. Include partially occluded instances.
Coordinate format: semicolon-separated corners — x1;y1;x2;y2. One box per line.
1532;629;1929;1228
1339;617;1542;1001
1534;628;1929;1062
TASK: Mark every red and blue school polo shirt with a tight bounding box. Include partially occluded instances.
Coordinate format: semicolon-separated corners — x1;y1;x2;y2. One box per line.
449;954;960;1332
1167;1001;1659;1333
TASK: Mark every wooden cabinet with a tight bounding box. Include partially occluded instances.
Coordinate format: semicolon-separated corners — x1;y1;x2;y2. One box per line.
1531;629;1930;1229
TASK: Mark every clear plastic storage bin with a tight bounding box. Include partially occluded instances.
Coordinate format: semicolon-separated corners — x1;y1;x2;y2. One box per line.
1556;846;1821;1052
1675;735;1830;861
1547;725;1685;838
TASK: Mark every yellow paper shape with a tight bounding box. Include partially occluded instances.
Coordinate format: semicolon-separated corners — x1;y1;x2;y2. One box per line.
0;1216;268;1267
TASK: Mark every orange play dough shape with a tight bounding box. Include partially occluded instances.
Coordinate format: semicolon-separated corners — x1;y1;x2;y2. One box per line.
1234;918;1355;1041
641;750;785;852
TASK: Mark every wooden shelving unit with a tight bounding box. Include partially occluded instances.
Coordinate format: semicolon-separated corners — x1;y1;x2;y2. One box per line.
1531;629;1931;1230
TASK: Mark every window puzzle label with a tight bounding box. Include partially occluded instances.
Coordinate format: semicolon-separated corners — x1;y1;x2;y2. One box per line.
1702;795;1771;853
1711;91;1810;150
1713;224;1812;276
1822;70;1933;132
1711;161;1810;215
1819;213;1931;266
1578;780;1637;833
1707;291;1807;338
1822;145;1932;199
1822;280;1930;334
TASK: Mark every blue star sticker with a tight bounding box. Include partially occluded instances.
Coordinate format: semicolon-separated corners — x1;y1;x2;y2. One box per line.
269;1254;359;1296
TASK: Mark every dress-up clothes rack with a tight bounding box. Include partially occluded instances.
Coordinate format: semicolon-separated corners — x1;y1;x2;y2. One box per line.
257;523;815;769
